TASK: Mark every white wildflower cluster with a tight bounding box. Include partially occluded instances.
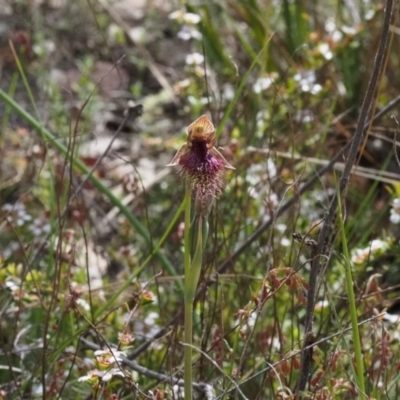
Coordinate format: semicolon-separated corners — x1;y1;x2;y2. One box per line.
351;239;390;265
78;349;127;386
293;69;322;94
252;73;278;94
169;10;202;41
2;202;32;226
78;368;125;384
1;202;50;258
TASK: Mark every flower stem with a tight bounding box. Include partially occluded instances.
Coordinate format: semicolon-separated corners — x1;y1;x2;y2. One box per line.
186;217;204;302
184;295;193;400
184;185;193;400
184;186;192;277
184;211;207;400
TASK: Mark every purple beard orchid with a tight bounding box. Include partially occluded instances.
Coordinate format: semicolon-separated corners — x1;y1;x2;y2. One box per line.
167;115;235;216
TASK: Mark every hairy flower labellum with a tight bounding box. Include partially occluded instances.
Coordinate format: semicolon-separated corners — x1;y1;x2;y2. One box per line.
167;115;234;216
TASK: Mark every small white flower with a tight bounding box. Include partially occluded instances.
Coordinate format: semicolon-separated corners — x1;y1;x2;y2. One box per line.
76;298;91;311
78;375;92;382
79;367;125;384
318;43;333;60
169;9;184;20
253;75;276;93
78;369;102;383
325;19;336;33
315;300;329;311
342;25;358;35
185;52;204;65
182;12;201;24
94;349;126;366
169;10;201;24
311;84;322;95
369;239;386;252
172;384;185;399
390;199;400;224
102;368;125;382
365;9;376;21
390;212;400;224
177;25;202;41
393;198;400;208
331;30;343;42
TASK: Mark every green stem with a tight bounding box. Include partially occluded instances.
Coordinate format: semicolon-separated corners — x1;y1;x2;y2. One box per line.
337;193;366;399
184;186;192;277
184;214;206;400
183;186;193;400
186;217;204;303
183;186;192;400
184;294;194;400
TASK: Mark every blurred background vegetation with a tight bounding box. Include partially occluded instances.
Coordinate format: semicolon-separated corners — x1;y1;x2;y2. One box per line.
1;0;400;398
